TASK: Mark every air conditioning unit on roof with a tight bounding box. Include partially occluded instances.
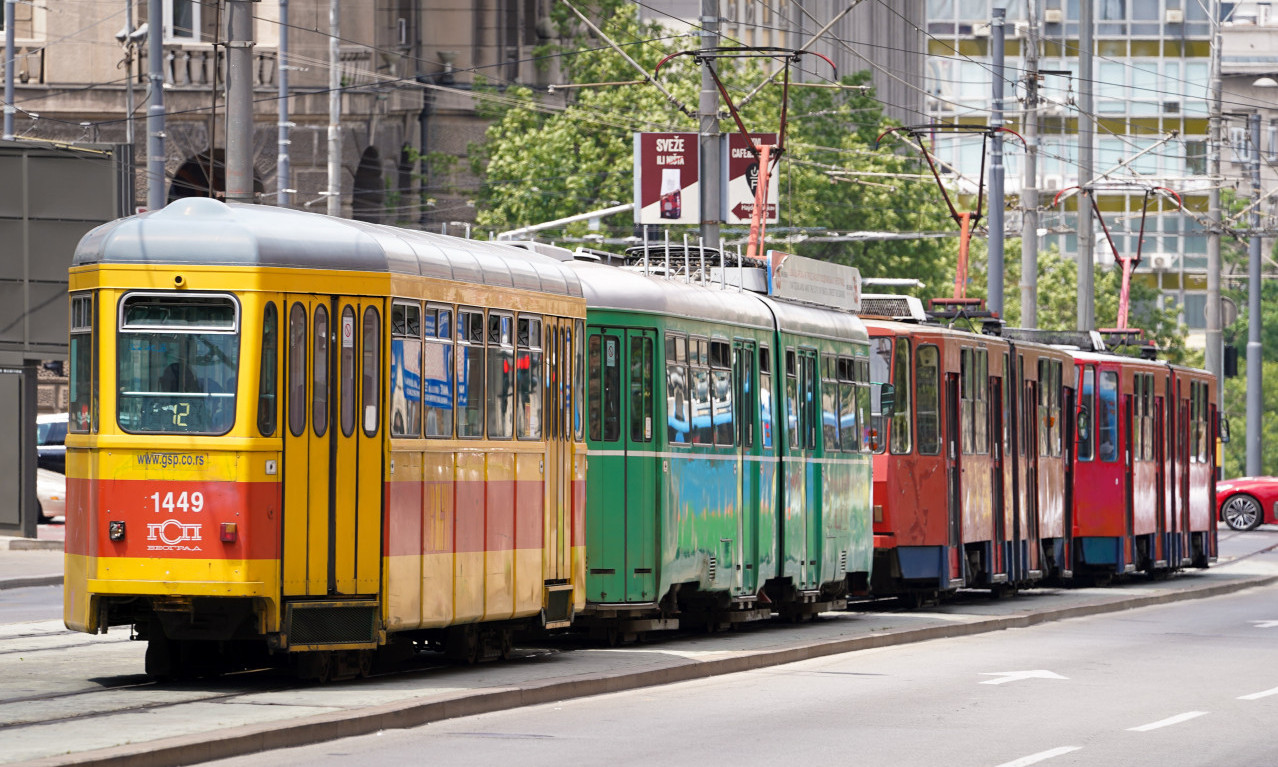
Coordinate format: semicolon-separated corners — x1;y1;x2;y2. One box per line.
1044;9;1064;23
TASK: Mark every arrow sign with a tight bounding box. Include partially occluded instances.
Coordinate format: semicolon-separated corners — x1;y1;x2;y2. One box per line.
1251;620;1278;628
980;670;1068;685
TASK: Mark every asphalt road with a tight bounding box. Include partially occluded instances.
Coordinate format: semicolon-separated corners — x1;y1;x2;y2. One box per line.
204;578;1278;767
2;527;1276;766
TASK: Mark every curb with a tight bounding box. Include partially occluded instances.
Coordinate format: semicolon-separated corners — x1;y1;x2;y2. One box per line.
7;539;64;552
0;574;63;590
23;572;1278;767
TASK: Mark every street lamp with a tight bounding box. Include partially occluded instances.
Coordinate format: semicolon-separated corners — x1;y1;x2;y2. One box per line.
115;21;148;148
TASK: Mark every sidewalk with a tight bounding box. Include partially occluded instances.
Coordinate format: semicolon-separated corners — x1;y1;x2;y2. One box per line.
0;524;65;590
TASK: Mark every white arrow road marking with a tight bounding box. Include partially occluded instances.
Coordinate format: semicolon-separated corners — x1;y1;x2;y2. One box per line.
1239;686;1278;701
1250;620;1278;629
980;670;1069;685
993;746;1083;767
1127;711;1208;732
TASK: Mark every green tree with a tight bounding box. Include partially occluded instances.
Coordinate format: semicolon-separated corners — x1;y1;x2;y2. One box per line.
470;4;956;285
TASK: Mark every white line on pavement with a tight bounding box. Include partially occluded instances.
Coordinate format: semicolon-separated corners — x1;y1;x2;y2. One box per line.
1239;686;1278;701
1127;711;1209;732
993;746;1083;767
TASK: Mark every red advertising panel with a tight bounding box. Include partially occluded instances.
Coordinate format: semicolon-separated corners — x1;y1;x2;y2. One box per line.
723;132;779;224
634;132;700;225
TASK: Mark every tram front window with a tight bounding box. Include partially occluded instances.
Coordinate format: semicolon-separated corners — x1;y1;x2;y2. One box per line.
117;293;240;435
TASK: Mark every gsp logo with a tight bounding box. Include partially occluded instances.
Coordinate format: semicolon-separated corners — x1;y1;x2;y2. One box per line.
146;519;203;551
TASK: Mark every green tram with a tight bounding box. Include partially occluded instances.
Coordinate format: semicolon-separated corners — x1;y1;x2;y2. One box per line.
562;256;873;638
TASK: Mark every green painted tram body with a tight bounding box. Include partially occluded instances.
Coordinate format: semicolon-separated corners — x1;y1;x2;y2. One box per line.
571;260;873;618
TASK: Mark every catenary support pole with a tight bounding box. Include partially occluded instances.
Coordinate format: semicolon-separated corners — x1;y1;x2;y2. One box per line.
988;8;1006;316
699;0;721;253
326;0;342;217
1246;113;1263;476
1077;0;1095;330
277;0;291;207
1206;0;1223;406
146;0;166;210
1021;0;1040;328
225;0;254;203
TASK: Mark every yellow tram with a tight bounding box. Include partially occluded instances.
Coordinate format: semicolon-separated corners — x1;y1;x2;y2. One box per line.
63;198;586;678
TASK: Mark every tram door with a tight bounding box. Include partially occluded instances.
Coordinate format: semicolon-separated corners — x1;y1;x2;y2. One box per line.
282;295;383;598
585;328;657;603
544;319;577;585
734;341;758;594
944;373;962;585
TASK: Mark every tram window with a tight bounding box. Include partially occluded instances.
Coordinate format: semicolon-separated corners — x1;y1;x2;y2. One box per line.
666;333;688;444
516;316;543;440
960;349;976;454
312;305;329;437
69;294;94;433
117;293;240;435
1078;366;1095;461
822;355;841;452
1133;374;1145;461
604;335;621;441
486;313;514;439
710;346;734;447
759;346;773;449
257;302;278;437
838;358;857;453
457;309;485;438
801;353;818;450
361;305;379;436
391;302;423;438
1098;370;1119;461
974;350;988;454
916;345;940;455
737;345;756;448
422;306;452;438
888;339;911;455
630;336;654;443
689;336;712;445
288;303;307;437
785;349;800;450
340;306;356;437
574;320;585;441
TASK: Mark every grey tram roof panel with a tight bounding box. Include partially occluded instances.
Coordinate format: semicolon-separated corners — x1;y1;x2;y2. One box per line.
565;261;775;331
72;198;582;298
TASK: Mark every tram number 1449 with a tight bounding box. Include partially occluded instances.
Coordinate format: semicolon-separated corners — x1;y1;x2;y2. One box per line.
150;491;205;514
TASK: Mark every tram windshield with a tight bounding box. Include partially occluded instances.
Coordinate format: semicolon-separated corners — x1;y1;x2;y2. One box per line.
116;294;240;434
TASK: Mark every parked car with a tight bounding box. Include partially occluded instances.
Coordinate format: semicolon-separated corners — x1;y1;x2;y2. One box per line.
36;412;67;474
36;467;65;524
1217;476;1278;531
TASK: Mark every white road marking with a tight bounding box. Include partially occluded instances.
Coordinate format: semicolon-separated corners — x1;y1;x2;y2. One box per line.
1126;711;1209;732
1250;620;1278;629
1239;686;1278;701
993;746;1083;767
980;670;1069;685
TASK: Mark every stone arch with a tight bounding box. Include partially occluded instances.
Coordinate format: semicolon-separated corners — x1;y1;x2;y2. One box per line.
352;146;384;223
168;149;263;203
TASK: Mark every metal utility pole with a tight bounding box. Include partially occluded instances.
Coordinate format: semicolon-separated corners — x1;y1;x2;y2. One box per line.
1206;0;1223;399
3;0;14;139
326;0;342;217
1246;112;1263;476
988;8;1006;316
277;0;291;207
225;0;254;203
124;1;136;148
699;0;720;252
146;0;167;210
1021;0;1040;328
1077;0;1095;331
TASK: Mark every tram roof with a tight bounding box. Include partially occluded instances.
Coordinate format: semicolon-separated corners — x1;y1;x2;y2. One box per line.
72;198;583;298
565;261;774;330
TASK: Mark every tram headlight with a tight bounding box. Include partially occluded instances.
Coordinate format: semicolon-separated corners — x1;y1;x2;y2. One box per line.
108;520;126;541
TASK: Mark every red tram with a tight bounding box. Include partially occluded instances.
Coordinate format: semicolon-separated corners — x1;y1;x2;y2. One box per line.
1071;349;1217;577
863;297;1074;602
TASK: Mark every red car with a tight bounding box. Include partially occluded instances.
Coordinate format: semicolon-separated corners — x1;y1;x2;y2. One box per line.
1218;476;1278;531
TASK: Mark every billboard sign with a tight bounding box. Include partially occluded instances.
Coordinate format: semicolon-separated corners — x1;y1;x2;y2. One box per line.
634;132;700;225
723;133;779;225
766;251;861;313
